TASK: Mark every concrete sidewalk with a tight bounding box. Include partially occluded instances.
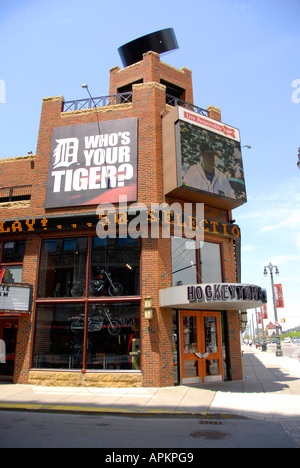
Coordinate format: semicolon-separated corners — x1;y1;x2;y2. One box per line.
0;347;300;420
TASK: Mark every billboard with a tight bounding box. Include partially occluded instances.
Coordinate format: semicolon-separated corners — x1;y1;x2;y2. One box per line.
45;118;138;208
176;108;246;204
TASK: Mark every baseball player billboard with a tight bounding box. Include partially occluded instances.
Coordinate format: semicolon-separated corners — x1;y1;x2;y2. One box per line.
176;108;247;204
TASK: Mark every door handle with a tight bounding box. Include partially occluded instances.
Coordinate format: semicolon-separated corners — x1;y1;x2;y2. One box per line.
195;352;210;359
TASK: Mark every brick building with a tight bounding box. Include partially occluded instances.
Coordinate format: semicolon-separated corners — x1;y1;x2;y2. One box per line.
0;50;266;387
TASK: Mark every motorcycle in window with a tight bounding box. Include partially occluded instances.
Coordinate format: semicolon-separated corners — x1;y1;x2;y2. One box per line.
71;268;123;297
69;306;121;336
90;268;123;297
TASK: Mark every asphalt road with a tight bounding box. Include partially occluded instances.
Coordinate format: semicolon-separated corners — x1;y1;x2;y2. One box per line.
0;410;298;449
268;343;300;361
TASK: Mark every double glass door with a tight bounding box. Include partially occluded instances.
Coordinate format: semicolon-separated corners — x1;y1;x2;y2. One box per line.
180;311;223;384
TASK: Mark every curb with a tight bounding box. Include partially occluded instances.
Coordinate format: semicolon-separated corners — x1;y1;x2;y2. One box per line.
0;403;248;419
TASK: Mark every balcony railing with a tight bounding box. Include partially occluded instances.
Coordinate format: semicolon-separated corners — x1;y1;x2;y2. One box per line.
166;94;208;116
63;91;209;117
63;92;133;112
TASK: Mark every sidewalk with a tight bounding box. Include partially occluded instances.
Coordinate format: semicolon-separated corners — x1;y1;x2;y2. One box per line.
0;347;300;420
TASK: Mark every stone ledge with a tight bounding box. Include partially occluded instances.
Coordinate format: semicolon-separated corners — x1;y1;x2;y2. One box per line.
29;371;143;388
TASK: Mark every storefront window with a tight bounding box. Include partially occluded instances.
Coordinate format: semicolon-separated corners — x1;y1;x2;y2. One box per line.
33;304;85;369
199;242;222;283
171;237;197;286
171;237;223;285
86;303;140;371
0;240;25;284
34;235;141;371
38;238;88;298
33;303;140;371
89;237;140;297
2;241;25;263
38;236;140;298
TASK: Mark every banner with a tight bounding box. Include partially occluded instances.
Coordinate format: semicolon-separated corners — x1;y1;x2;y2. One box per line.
45;118;138;208
262;303;268;319
257;306;268;324
274;284;284;308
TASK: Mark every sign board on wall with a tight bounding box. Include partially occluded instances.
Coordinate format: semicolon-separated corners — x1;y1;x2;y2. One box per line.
45;118;138;208
0;283;32;315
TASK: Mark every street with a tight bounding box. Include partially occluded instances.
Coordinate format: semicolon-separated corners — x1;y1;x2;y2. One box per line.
267;343;300;361
0;410;298;449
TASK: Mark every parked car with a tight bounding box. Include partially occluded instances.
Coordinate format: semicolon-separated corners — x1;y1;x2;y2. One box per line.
283;337;292;344
292;338;300;345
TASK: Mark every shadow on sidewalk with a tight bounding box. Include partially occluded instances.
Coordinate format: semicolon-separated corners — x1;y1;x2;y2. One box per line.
193;351;300;395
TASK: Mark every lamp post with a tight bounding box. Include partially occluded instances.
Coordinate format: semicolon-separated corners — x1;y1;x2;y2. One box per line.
263;262;283;357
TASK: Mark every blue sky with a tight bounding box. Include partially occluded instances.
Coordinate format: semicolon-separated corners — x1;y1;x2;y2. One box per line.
0;0;300;330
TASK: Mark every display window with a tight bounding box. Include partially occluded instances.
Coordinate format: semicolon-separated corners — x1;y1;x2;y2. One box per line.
86;303;140;371
38;238;88;298
33;235;141;372
38;236;140;298
89;237;140;297
33;302;140;371
33;303;85;369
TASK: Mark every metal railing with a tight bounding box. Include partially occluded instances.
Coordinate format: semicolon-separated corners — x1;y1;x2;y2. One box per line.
166;94;208;116
63;92;133;112
63;91;209;117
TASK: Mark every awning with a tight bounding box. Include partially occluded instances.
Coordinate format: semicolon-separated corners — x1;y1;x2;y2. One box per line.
159;283;267;311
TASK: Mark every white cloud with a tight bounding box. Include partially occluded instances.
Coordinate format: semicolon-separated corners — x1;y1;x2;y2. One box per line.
241;245;256;253
234;3;251;11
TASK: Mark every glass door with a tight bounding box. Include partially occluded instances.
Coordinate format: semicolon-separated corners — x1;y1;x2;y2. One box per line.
180;311;223;384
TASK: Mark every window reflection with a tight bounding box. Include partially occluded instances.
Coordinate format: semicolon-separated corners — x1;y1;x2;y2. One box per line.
171;237;222;285
199;242;222;283
172;237;197;286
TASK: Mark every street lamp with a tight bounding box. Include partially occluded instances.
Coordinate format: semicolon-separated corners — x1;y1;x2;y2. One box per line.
263;262;283;357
